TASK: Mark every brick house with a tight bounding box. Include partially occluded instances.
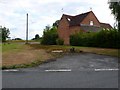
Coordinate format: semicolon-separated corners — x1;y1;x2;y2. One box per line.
57;11;112;45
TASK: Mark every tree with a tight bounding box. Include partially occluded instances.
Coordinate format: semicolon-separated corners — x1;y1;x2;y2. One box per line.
0;26;10;42
41;26;58;45
52;20;60;28
109;1;120;50
109;1;120;30
14;38;22;40
35;34;40;40
31;34;41;40
41;20;61;45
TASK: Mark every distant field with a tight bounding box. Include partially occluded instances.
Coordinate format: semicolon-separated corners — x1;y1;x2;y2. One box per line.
2;43;119;69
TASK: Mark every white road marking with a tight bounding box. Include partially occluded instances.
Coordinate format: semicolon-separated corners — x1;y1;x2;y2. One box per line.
3;69;19;72
45;69;71;72
95;68;119;71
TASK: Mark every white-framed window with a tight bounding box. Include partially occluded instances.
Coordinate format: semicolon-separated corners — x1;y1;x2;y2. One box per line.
67;18;71;21
90;21;94;25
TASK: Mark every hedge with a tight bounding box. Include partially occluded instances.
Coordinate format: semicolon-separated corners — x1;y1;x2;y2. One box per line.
70;29;119;48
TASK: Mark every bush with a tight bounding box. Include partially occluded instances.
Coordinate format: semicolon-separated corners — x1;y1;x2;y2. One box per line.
41;26;58;45
56;38;64;45
70;32;83;46
70;29;119;48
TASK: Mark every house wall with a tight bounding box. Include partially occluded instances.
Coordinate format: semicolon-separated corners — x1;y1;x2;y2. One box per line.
57;15;70;45
81;12;101;27
69;26;81;35
58;17;81;45
58;12;101;45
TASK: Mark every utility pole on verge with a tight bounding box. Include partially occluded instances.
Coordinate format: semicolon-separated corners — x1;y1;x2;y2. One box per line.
26;13;28;44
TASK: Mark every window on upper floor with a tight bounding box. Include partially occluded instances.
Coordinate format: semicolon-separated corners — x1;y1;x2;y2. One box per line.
67;18;71;21
90;21;94;25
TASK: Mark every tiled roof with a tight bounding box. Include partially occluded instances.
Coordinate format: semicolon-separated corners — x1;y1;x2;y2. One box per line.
63;11;91;26
100;23;112;29
63;11;112;29
80;26;102;32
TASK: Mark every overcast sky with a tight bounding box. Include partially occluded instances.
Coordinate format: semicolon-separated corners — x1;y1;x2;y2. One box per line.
0;0;115;40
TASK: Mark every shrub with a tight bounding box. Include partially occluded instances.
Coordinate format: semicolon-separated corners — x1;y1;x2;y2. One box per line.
70;28;119;48
56;38;64;45
70;32;83;46
41;26;58;45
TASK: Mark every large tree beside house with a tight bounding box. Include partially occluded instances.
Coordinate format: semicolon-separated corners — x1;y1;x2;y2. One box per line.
109;1;120;30
57;11;112;45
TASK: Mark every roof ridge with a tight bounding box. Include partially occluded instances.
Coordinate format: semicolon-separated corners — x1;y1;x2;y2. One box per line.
74;11;92;17
63;11;91;17
100;22;112;29
63;14;73;17
100;22;109;24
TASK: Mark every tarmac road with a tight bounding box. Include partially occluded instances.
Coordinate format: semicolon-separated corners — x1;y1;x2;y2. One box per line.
2;53;119;88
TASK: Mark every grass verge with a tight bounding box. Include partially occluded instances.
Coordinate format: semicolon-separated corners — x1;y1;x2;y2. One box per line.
29;44;119;57
2;58;57;70
2;43;63;70
2;43;119;70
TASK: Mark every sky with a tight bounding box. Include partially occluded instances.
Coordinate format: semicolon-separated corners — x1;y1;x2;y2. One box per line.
0;0;116;40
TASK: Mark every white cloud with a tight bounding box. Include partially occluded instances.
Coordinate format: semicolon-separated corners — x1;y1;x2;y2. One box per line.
0;0;115;40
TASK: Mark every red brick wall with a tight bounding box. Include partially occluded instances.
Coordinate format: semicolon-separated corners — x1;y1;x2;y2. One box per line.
57;15;70;45
81;12;100;27
69;26;81;35
58;21;81;45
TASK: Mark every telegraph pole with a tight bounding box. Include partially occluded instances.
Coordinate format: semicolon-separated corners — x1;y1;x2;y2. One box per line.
26;13;28;44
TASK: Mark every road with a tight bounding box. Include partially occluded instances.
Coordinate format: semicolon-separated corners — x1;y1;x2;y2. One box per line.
2;53;119;88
